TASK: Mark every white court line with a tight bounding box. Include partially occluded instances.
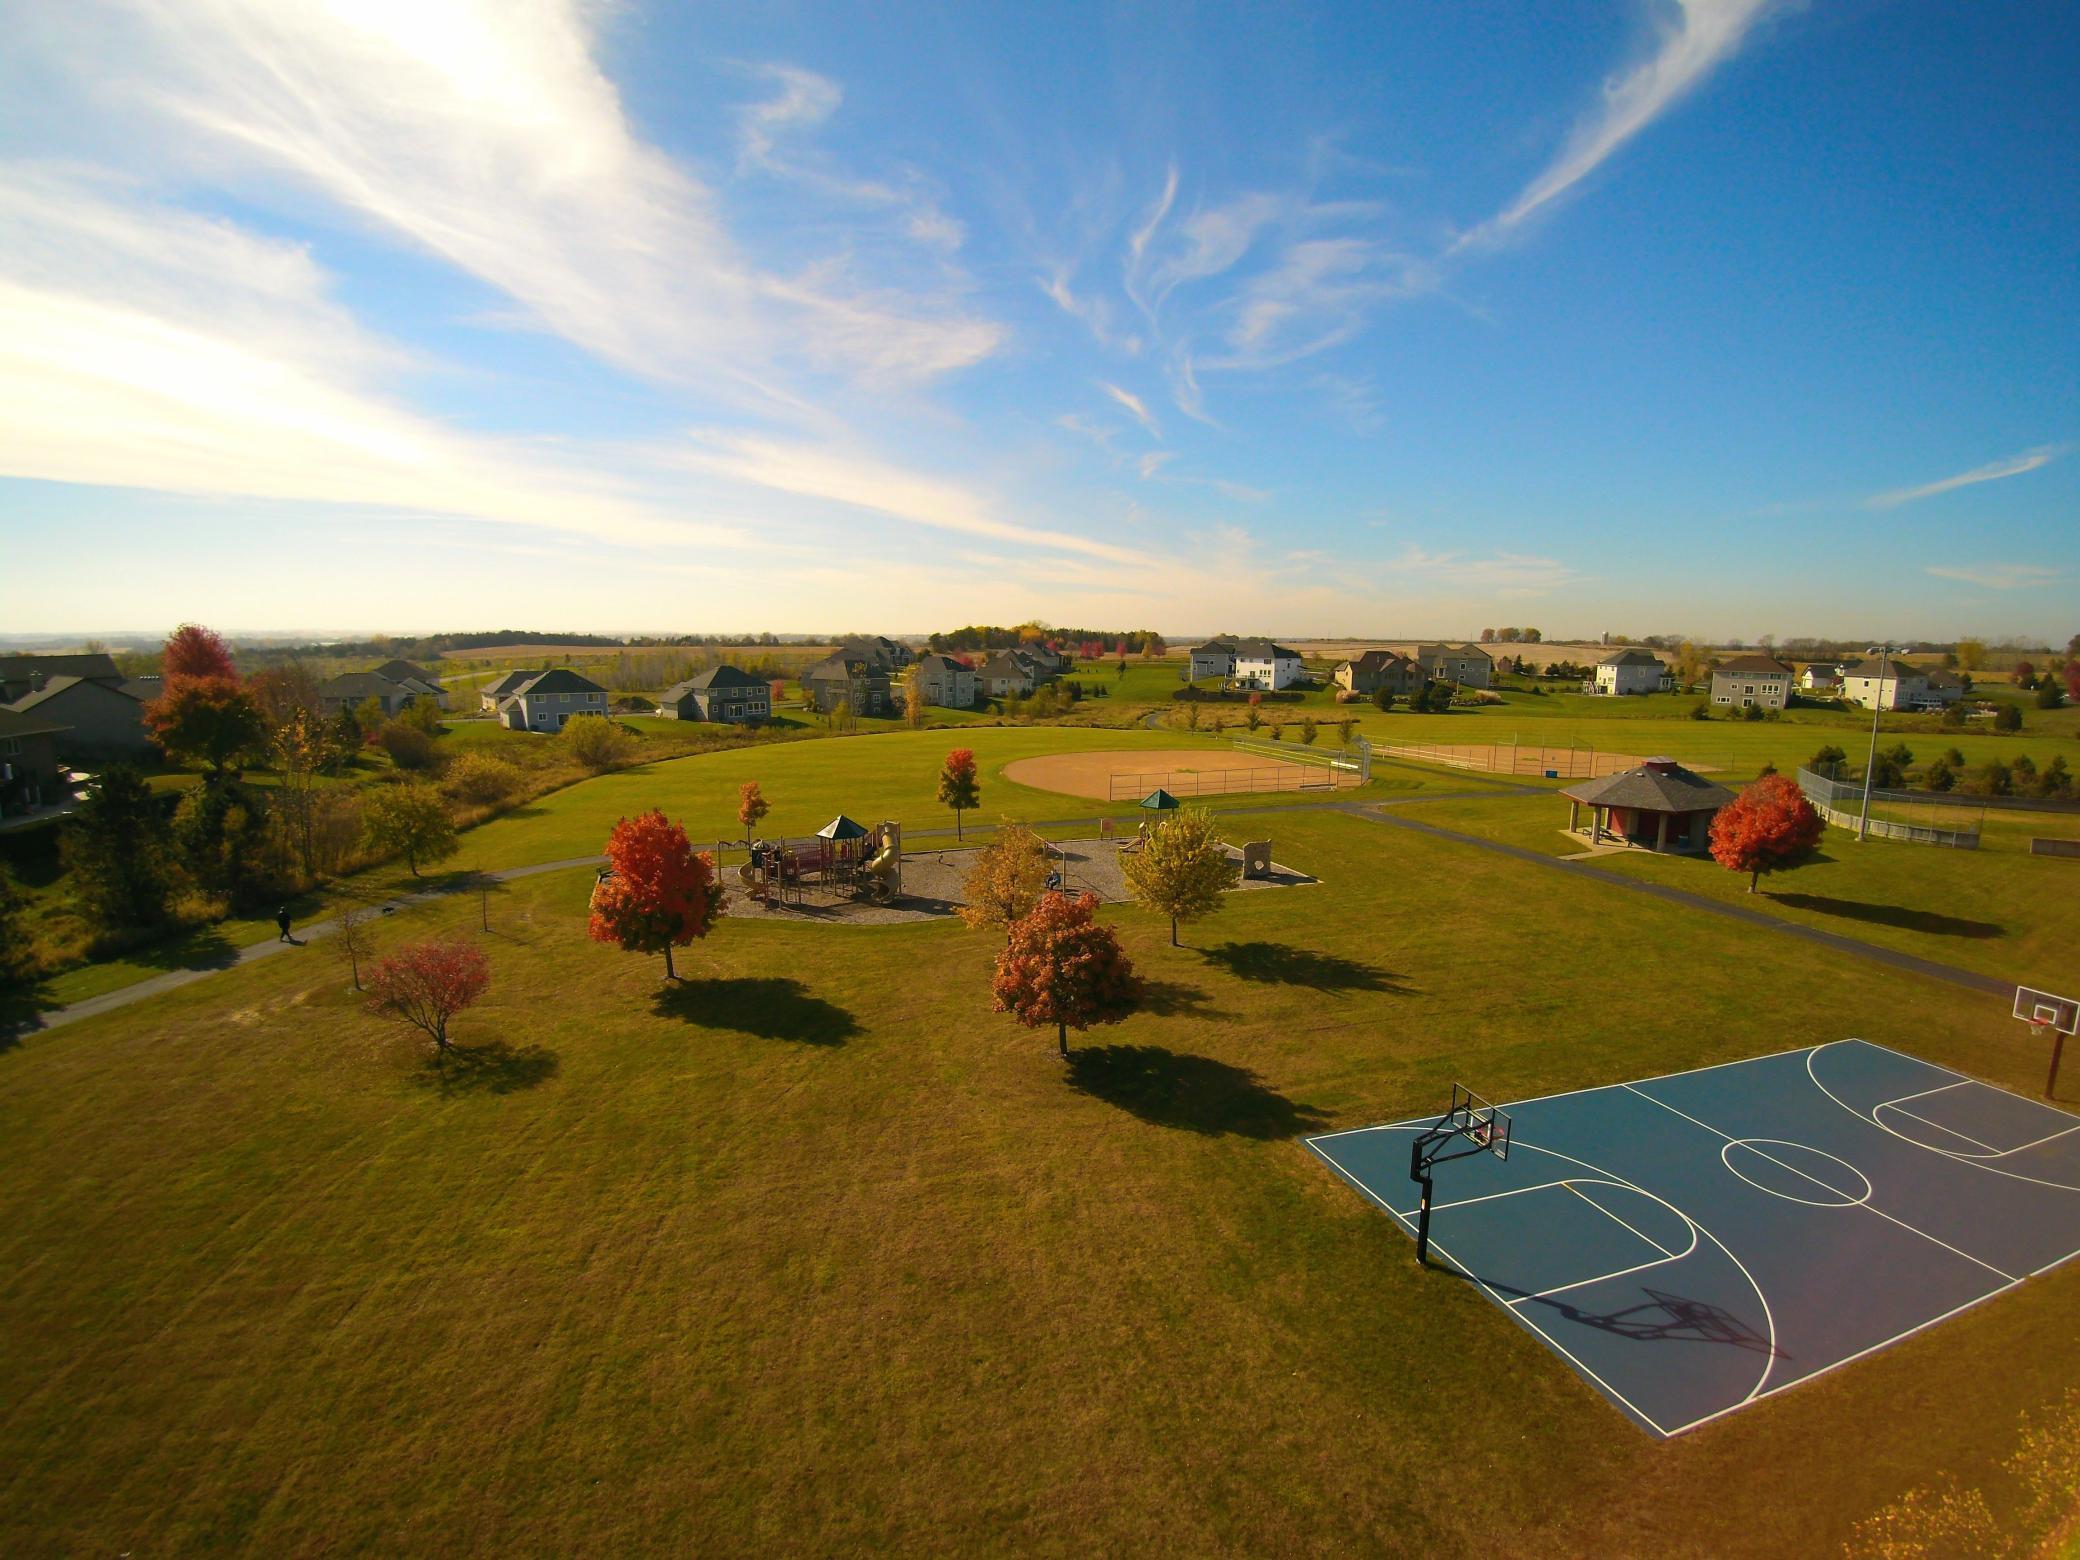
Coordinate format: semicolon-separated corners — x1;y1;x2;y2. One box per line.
1877;1101;2000;1154
1880;1079;1971;1110
1306;1138;1678;1438
1623;1085;2020;1285
1805;1042;2080;1194
1569;1182;1676;1259
1303;1041;1826;1145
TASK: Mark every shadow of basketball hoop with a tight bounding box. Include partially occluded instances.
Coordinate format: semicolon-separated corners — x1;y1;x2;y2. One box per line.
1492;1283;1784;1357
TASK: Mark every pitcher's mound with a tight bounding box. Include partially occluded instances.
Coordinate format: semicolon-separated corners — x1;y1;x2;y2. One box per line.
1003;747;1355;801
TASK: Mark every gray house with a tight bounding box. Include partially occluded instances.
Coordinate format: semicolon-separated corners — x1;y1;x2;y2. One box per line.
1413;643;1495;688
911;653;976;709
0;652;123;704
978;652;1036;699
479;669;543;713
803;653;890;716
1335;650;1424;697
1710;654;1793;711
0;705;72;817
4;675;151;759
1187;639;1237;681
321;663;447;717
838;635;912;670
497;669;610;732
658;666;772;724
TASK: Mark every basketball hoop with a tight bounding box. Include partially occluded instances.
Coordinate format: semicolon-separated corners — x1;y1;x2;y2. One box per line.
2014;985;2078;1099
1407;1084;1512;1265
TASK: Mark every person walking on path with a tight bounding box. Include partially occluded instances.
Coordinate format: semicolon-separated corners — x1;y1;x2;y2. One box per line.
275;906;294;943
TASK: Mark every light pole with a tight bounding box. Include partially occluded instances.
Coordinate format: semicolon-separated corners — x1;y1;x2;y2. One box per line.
1856;643;1906;842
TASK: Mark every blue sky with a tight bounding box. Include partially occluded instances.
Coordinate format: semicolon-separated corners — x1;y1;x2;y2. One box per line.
0;0;2073;641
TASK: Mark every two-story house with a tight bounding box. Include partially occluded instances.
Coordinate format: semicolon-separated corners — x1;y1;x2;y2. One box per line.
803;653;891;716
658;666;772;724
911;654;977;709
1592;649;1671;696
321;660;448;717
1413;644;1495;689
497;669;610;732
1232;639;1305;690
1709;654;1794;710
3;675;151;759
1334;650;1424;697
1187;639;1237;682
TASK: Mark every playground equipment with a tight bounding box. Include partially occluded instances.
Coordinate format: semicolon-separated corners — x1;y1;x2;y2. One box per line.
737;819;903;908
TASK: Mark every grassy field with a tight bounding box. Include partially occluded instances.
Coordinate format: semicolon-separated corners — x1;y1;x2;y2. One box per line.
4;805;2076;1554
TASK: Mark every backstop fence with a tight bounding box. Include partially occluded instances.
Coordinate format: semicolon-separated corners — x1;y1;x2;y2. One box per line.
1795;767;1982;849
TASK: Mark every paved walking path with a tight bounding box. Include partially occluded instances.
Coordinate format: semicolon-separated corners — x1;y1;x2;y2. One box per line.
10;781;2008;1038
1361;807;2011;997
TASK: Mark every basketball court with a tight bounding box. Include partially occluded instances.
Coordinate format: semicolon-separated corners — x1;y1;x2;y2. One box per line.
1307;1030;2080;1439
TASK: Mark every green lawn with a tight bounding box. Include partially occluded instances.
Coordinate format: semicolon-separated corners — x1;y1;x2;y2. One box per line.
4;807;2075;1553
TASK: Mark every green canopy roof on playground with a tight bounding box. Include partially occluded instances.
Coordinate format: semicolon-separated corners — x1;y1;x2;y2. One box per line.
816;814;870;840
1137;789;1181;811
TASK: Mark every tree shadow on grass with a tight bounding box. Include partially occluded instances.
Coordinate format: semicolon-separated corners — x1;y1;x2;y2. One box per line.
124;926;240;974
1139;979;1223;1020
0;979;56;1051
652;977;859;1046
1064;1044;1331;1139
1197;940;1415;994
1765;893;2003;940
414;1039;561;1096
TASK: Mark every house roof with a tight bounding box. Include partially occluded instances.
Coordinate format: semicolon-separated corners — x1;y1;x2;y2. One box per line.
120;676;162;701
1189;639;1236;656
916;653;968;674
1413;643;1493;663
1599;649;1664;668
481;669;541;698
321;671;405;698
805;653;880;681
7;674;143;711
669;665;766;694
1923;669;1964;689
980;652;1030;676
1844;664;1926;682
371;659;440;688
0;652;121;686
511;668;606;698
1560;759;1736;813
1714;654;1793;676
1233;638;1300;660
1344;649;1416;672
0;705;71;740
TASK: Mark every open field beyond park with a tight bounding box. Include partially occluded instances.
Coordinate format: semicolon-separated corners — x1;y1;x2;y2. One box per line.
6;748;2080;1552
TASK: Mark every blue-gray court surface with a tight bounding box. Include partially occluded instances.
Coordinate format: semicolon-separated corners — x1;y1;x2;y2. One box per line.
1307;1040;2080;1438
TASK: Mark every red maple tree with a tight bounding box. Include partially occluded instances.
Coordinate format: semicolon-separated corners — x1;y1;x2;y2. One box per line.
588;810;725;980
1709;773;1826;892
145;675;268;775
162;623;238;682
992;891;1141;1056
2066;661;2080;702
937;747;980;839
365;939;490;1053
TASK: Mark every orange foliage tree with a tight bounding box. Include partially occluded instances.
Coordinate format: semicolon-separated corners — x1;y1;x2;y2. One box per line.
738;781;769;842
146;676;268;776
588;810;725;980
1709;774;1825;892
365;939;490;1053
991;890;1141;1057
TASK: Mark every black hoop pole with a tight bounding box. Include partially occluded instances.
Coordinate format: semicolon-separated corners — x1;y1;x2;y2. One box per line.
2049;1027;2068;1101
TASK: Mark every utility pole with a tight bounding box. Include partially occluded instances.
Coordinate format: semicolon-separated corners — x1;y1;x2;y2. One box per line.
1857;643;1904;842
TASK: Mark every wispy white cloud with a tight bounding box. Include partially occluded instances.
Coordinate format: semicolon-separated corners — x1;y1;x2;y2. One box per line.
0;167;731;548
1136;451;1174;480
1923;563;2067;591
1388;547;1590;599
1459;0;1781;250
1098;380;1161;438
1867;445;2067;509
80;1;996;395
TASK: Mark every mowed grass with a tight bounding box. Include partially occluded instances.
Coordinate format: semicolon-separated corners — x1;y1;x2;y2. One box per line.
3;810;2077;1554
450;726;1472;872
1404;788;2080;991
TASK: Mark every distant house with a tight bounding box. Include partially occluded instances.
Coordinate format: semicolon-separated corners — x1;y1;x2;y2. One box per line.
497;669;610;732
479;669;543;713
1335;650;1424;697
803;653;891;716
978;651;1036;699
1413;644;1494;689
4;675;150;759
1592;649;1670;697
1010;647;1060;684
1233;639;1305;691
838;635;912;670
369;660;449;709
1187;640;1238;682
657;666;771;724
911;653;977;709
1709;654;1794;711
1841;665;1962;712
0;652;123;705
1799;663;1843;693
0;705;71;817
1560;758;1735;854
320;670;431;718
